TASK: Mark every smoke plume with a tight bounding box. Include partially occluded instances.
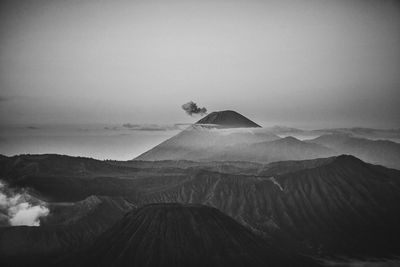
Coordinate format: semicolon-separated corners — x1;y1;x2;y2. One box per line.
0;181;49;226
181;101;207;116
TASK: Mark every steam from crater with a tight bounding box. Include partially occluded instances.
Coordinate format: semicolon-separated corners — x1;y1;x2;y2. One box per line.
0;181;49;226
181;101;207;116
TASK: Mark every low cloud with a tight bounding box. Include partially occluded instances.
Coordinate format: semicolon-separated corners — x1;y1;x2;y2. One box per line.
0;181;49;226
9;203;49;226
104;126;119;131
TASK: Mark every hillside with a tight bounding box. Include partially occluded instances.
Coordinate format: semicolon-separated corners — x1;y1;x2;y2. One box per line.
69;203;317;267
136;126;280;161
137;133;335;162
139;155;400;256
205;136;336;162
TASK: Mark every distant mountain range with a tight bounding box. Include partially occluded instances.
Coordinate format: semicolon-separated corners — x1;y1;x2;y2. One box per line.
136;124;399;169
267;125;400;142
306;134;400;169
135;111;400;169
203;136;335;162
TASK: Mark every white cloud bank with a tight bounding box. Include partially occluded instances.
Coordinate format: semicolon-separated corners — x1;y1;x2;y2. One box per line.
0;181;49;226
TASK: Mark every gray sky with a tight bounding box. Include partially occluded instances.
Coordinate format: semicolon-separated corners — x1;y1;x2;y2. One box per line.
1;0;399;128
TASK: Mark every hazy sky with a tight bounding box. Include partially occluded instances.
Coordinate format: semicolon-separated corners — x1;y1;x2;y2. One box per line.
1;0;399;128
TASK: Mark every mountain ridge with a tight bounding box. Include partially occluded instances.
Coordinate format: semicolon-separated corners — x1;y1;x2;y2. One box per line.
308;134;400;169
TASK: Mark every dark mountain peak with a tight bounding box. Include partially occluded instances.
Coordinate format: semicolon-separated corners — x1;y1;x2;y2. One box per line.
78;203;309;267
196;110;261;128
262;155;366;176
292;155;365;171
289;155;370;177
331;154;365;165
264;136;331;151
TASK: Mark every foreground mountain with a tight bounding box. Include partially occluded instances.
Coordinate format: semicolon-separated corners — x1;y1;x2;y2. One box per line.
308;134;400;169
67;203;318;267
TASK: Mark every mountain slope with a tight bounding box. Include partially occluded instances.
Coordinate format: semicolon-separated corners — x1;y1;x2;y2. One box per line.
205;136;336;162
70;203;318;267
139;155;400;257
136;130;335;162
0;154;190;202
136;126;280;161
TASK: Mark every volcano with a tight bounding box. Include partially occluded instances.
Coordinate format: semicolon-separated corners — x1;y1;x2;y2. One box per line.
196;110;261;128
71;203;317;267
135;110;336;162
136;110;281;161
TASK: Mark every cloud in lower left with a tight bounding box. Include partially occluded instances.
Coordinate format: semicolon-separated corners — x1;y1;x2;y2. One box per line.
0;181;49;226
